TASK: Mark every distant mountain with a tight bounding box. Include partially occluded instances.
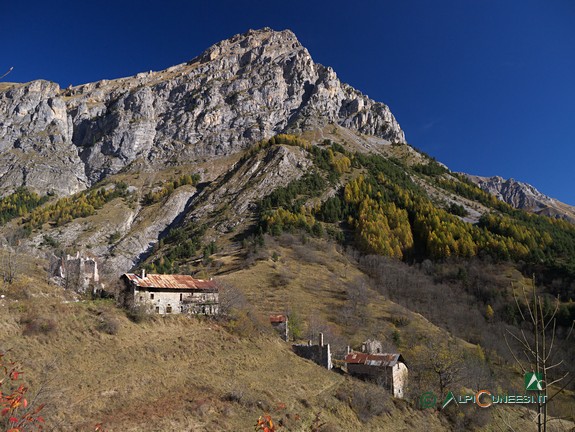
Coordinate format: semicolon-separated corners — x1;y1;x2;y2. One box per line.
465;174;575;223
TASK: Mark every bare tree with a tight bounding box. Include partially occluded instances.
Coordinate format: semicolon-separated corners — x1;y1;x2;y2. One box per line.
505;276;574;432
407;338;466;402
0;234;21;284
216;280;247;315
0;246;17;284
340;276;370;330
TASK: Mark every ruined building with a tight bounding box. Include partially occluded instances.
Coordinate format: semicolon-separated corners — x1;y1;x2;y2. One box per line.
292;333;332;370
51;252;100;294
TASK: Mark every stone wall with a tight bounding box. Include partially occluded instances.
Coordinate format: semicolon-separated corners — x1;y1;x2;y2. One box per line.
292;333;332;370
392;362;408;398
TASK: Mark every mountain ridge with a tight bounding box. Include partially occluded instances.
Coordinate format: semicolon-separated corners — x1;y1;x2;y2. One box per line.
465;173;575;223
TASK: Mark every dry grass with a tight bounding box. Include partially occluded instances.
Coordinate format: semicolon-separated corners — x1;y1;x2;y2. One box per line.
1;242;573;430
0;247;452;431
0;82;19;92
0;293;450;431
218;235;451;349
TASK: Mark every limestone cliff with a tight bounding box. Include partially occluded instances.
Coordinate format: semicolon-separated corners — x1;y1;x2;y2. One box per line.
0;28;405;196
0;80;88;195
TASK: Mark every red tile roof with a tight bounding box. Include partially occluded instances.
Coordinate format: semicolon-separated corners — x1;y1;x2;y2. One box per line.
269;314;287;323
344;352;403;367
123;273;218;291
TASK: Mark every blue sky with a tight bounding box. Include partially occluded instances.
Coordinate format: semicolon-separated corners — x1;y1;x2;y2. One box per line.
2;0;574;205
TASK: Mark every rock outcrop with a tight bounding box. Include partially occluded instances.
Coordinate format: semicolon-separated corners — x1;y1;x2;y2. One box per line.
0;28;405;196
183;144;313;235
27;185;197;273
0;80;88;195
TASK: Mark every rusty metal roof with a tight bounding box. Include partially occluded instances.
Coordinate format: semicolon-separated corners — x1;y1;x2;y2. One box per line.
344;352;403;367
269;314;287;323
123;273;218;291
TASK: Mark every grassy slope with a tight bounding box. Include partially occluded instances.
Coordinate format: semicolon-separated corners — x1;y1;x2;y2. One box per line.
0;263;450;431
215;236;575;431
1;245;573;431
217;236;451;349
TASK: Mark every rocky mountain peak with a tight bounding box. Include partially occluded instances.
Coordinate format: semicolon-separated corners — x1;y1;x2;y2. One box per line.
194;28;305;65
0;28;405;196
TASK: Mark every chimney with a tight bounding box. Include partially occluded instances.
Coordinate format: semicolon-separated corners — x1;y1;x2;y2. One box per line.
346;345;351;355
141;269;146;279
319;332;324;347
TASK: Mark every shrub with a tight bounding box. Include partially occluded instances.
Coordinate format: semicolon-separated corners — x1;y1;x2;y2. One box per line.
20;315;57;336
97;313;120;335
391;315;410;327
126;303;150;323
225;310;269;338
221;389;244;404
287;310;304;341
347;386;392;423
0;352;46;430
108;231;121;244
41;234;60;249
271;270;291;288
447;202;469;217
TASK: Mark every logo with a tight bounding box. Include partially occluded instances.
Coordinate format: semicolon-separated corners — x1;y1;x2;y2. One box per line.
419;391;437;409
442;391;456;409
419;374;548;410
420;388;546;409
475;390;492;408
525;372;544;391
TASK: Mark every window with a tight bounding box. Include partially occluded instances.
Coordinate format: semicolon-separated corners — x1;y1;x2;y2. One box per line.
166;305;172;314
180;293;183;301
155;306;160;313
150;293;154;300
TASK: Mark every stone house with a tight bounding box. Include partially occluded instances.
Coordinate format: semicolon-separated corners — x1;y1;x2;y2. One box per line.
122;271;219;315
344;352;408;398
269;314;289;341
